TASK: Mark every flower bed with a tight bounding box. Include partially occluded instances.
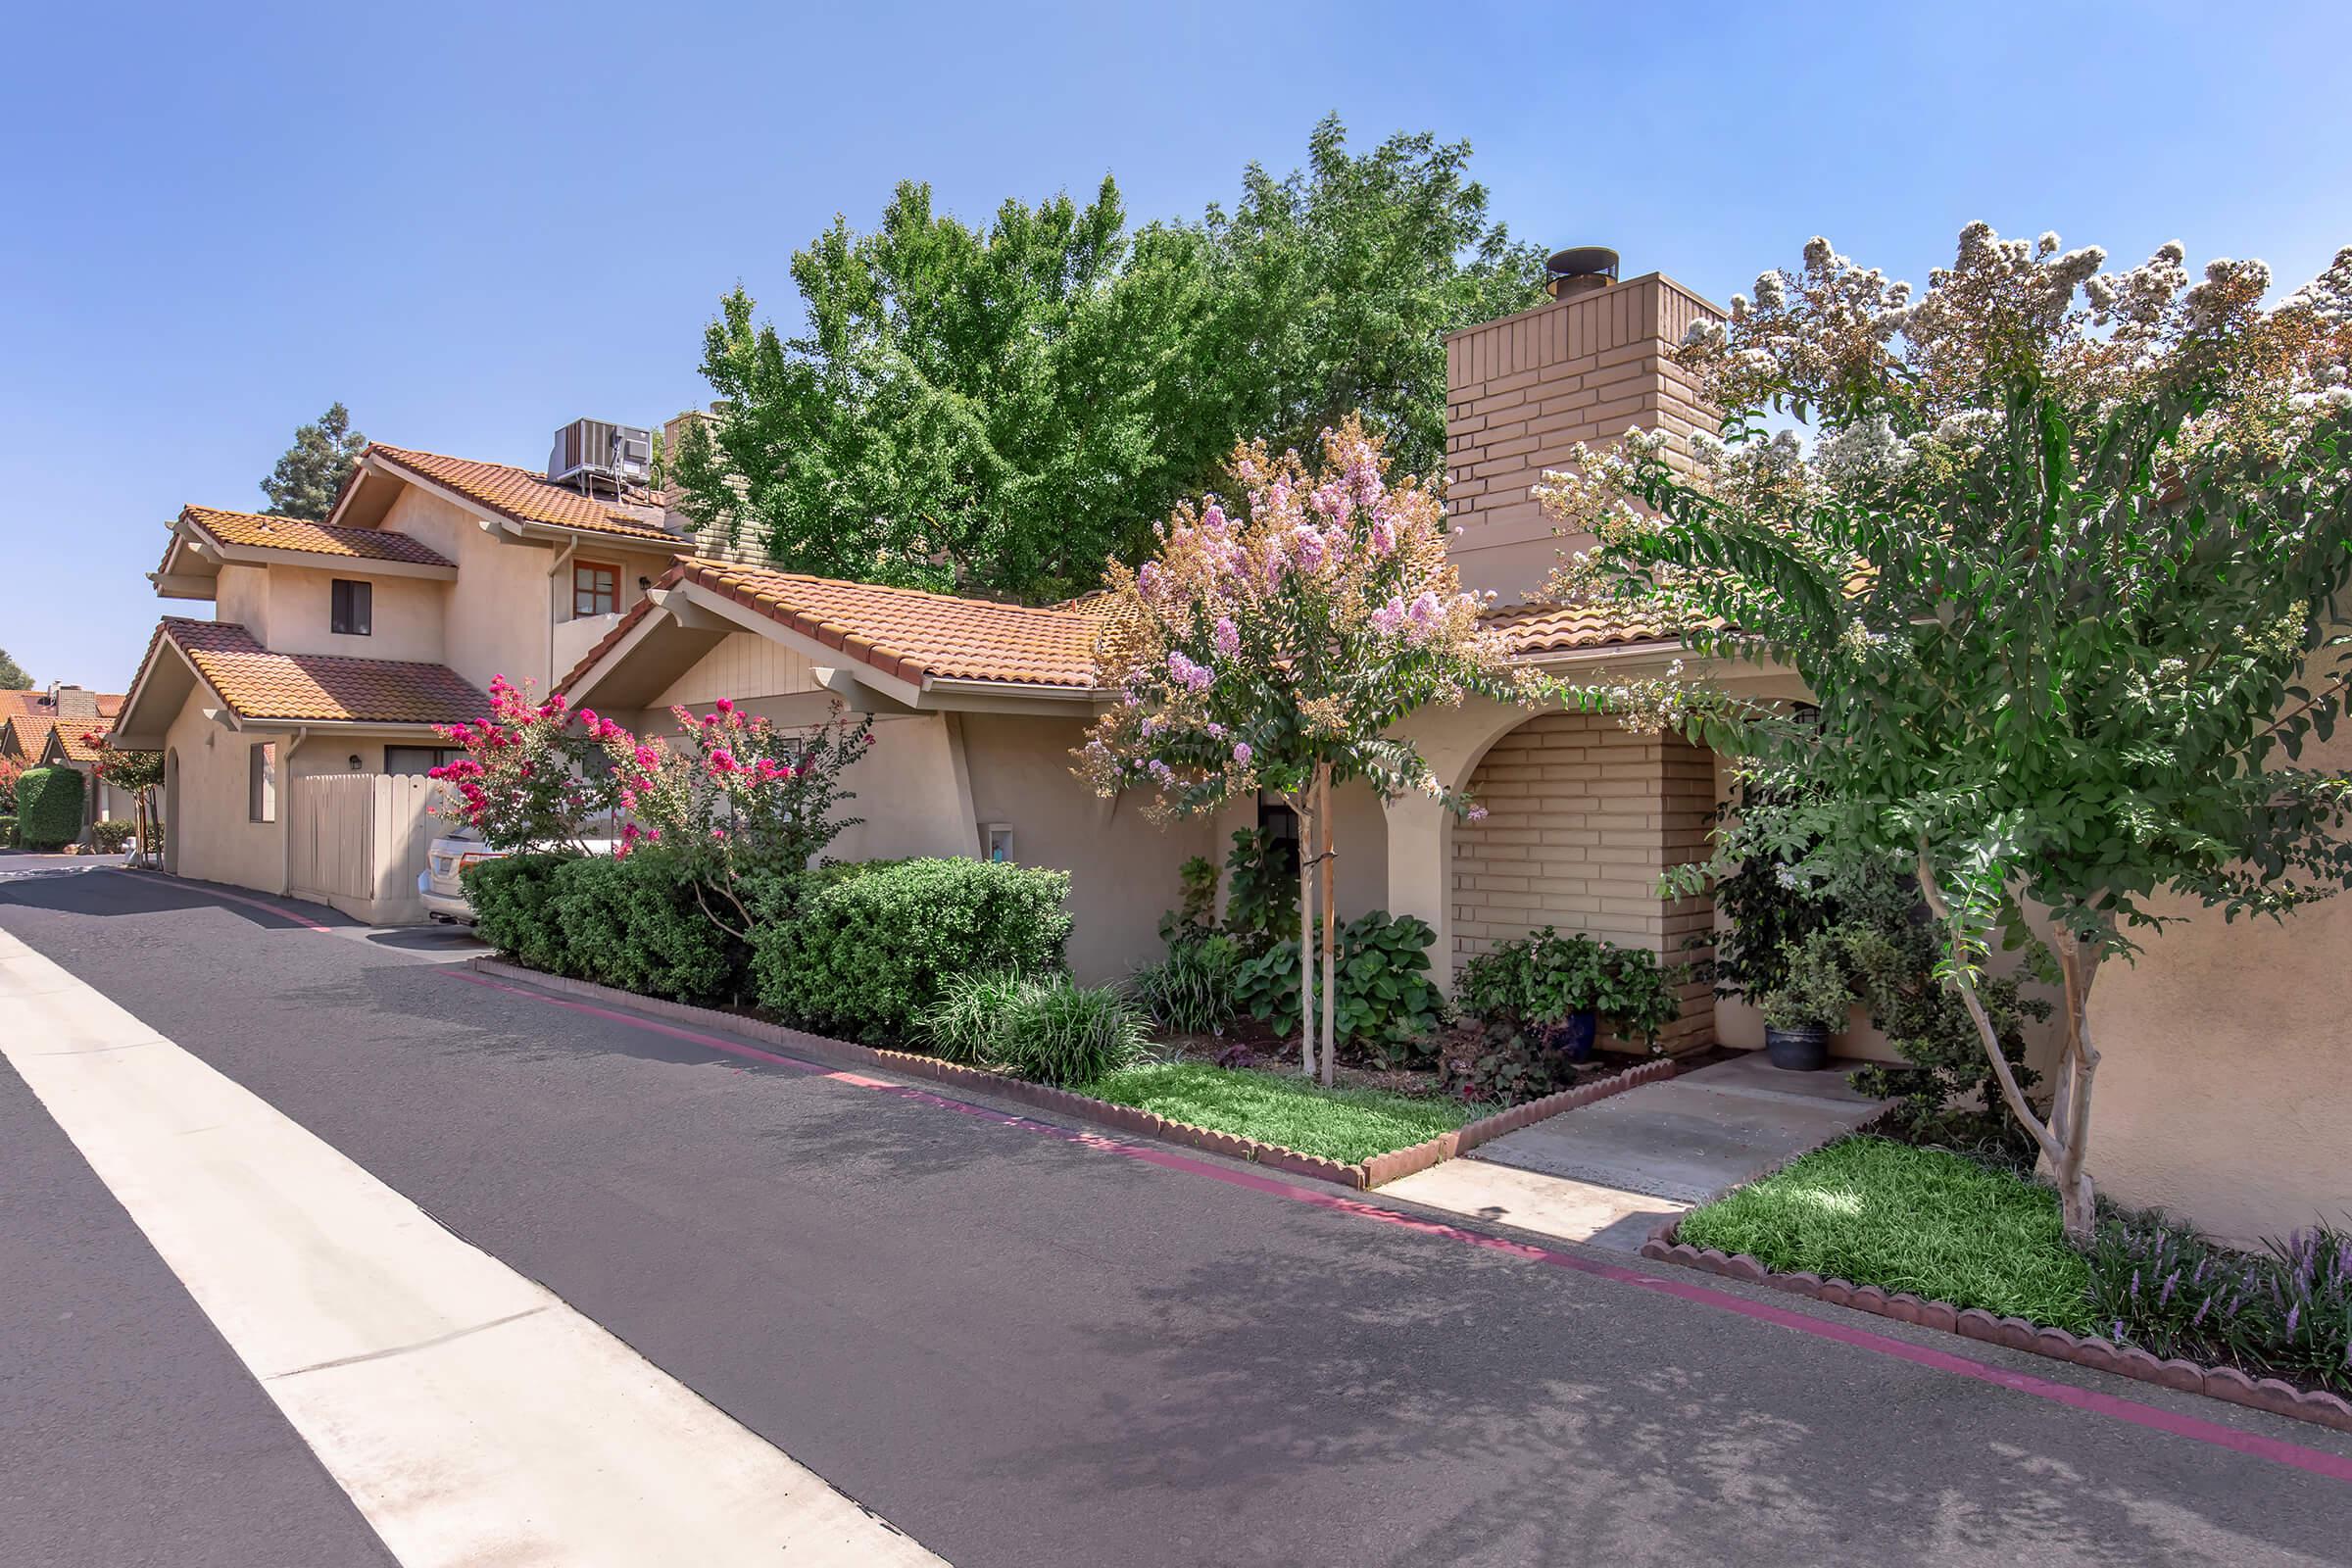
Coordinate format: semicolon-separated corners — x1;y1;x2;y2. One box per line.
1650;1137;2352;1434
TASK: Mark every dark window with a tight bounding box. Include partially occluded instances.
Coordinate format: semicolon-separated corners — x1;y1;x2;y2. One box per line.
573;562;620;617
385;746;460;777
248;742;276;822
331;578;372;636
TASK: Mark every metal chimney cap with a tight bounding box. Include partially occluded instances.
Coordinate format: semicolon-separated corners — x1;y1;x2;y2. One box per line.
1545;246;1620;283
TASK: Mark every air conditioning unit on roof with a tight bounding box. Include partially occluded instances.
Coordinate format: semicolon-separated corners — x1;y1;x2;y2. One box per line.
548;418;653;489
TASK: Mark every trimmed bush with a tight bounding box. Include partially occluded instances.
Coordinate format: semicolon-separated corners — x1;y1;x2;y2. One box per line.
90;820;134;854
14;767;82;850
548;852;738;1003
462;853;573;973
0;814;16;848
751;858;1072;1043
917;971;1148;1086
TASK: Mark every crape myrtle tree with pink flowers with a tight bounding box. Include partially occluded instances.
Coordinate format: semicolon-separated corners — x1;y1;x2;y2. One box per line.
1078;417;1539;1086
1537;225;2352;1241
429;677;874;939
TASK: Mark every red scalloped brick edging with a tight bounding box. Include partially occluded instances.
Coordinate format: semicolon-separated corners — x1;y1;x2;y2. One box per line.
1639;1216;2352;1437
466;958;1680;1196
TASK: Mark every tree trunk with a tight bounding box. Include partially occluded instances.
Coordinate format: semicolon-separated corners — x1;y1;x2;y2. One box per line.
1914;840;2102;1246
1294;788;1317;1081
1317;762;1337;1089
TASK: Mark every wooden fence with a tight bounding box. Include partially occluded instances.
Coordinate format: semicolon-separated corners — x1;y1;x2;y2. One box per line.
287;773;442;925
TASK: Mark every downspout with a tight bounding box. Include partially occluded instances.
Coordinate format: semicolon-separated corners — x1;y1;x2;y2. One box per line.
278;726;308;895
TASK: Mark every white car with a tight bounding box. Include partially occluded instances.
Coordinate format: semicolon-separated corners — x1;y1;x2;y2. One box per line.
417;829;618;924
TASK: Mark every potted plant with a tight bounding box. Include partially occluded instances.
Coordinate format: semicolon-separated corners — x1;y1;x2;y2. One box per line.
1757;928;1855;1071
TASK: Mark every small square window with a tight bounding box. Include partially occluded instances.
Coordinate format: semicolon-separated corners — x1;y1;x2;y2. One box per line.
330;578;372;636
984;823;1014;863
249;741;277;822
573;562;620;617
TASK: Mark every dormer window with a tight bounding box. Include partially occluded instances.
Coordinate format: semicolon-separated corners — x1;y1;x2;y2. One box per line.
330;578;372;636
573;561;620;617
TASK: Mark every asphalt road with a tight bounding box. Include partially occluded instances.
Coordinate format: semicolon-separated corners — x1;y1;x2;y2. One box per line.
4;862;2349;1566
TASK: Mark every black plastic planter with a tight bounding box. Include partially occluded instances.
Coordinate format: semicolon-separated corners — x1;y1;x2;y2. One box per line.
1763;1024;1829;1071
1543;1010;1598;1061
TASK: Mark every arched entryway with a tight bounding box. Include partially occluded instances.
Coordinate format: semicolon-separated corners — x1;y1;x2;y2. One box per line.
1449;710;1719;1052
163;749;180;876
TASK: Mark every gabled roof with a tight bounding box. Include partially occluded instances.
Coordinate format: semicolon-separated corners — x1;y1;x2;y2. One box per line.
173;505;455;569
562;558;1109;696
1;714;54;762
362;446;679;544
43;719;110;764
128;617;491;728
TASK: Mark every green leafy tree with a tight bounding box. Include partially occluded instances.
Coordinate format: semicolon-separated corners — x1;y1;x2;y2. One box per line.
1541;225;2352;1241
674;118;1544;604
261;402;367;520
1079;419;1527;1083
0;648;28;688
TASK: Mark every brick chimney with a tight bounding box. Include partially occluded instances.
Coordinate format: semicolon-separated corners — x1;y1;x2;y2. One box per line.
1444;253;1724;604
46;682;97;720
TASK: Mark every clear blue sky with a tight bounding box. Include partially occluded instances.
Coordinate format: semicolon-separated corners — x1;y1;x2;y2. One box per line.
5;0;2347;689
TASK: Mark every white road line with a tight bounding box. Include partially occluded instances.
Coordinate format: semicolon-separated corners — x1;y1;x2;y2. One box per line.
0;927;947;1567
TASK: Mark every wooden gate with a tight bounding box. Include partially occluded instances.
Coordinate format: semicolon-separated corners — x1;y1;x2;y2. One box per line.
286;773;442;924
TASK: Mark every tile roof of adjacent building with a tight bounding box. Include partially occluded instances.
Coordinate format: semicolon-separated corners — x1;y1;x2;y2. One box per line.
366;446;681;544
563;560;1681;698
563;558;1110;693
141;617;491;726
176;505;456;569
47;719;111;763
1;714;55;762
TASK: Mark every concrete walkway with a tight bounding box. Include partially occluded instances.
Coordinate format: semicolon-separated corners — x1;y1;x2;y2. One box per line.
1384;1054;1888;1250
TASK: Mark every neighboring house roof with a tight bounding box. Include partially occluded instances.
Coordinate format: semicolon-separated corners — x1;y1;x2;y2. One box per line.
174;505;456;569
45;720;111;764
0;691;44;720
1;714;55;762
365;446;680;544
131;617;491;727
563;558;1108;695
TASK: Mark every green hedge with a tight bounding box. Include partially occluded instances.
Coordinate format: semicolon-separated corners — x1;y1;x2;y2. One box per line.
0;814;16;848
463;853;572;974
14;767;82;850
751;858;1073;1044
547;853;737;1004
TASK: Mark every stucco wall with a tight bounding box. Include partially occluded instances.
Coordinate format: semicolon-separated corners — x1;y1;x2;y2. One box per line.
958;712;1215;983
2089;731;2352;1246
216;563;271;644
164;698;285;893
248;565;446;663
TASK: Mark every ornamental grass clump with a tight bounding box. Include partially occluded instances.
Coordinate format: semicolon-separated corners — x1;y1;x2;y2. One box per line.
917;972;1149;1087
2085;1217;2352;1395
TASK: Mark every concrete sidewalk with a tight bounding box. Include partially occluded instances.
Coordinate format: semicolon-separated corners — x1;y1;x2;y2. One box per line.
1383;1054;1887;1250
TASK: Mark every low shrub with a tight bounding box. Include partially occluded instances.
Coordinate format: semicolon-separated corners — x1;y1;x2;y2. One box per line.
1437;1019;1585;1104
462;853;573;973
548;851;738;1003
90;820;134;854
1231;911;1446;1062
14;766;82;851
1458;927;1684;1047
1129;932;1243;1035
2084;1217;2352;1396
0;814;16;848
916;971;1148;1086
1677;1137;2093;1329
751;858;1072;1043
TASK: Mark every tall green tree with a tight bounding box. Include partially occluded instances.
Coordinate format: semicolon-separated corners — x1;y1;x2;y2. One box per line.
0;647;28;689
674;118;1545;603
260;402;367;520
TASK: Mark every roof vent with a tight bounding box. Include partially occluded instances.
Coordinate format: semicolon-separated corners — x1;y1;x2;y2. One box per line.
1545;246;1620;300
548;418;653;491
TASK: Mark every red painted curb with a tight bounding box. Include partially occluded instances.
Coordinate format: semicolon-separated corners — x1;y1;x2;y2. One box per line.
1643;1215;2352;1439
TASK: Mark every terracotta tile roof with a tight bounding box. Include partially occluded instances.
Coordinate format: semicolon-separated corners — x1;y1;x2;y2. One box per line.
0;690;44;720
179;505;456;568
564;559;1106;694
368;445;681;544
97;694;123;718
150;616;490;726
1483;597;1682;657
2;714;55;762
48;720;110;763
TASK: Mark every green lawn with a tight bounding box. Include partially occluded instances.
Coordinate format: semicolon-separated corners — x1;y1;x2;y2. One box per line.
1083;1061;1486;1164
1677;1136;2095;1330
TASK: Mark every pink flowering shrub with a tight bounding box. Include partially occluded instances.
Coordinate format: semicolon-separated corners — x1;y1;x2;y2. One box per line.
600;697;874;936
1077;417;1534;1081
429;677;621;852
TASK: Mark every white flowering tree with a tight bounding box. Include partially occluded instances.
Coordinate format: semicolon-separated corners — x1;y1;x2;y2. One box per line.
1079;418;1526;1084
1539;226;2352;1241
